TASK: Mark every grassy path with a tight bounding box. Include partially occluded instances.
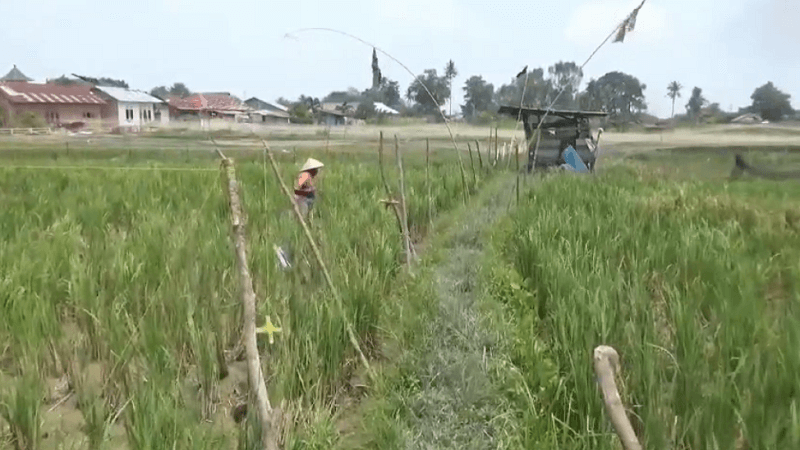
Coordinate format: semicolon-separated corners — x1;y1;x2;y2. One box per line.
340;174;527;450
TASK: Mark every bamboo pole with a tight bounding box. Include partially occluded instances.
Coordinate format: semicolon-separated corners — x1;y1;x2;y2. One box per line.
394;135;413;266
494;126;499;166
217;154;279;450
515;142;520;206
467;142;477;190
593;346;642;450
263;141;371;374
474;140;483;170
426;138;432;229
378;132;406;243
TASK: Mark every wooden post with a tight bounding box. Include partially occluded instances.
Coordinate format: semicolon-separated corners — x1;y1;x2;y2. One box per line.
494;126;499;166
218;154;279;450
378;132;405;242
426;138;432;229
263;141;371;374
395;135;413;266
593;346;642;450
474;140;483;170
515;142;520;206
467;142;477;190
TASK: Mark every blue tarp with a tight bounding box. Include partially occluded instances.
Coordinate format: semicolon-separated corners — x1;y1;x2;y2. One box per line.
562;146;590;173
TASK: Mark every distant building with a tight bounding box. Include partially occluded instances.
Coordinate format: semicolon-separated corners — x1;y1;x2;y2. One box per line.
92;85;169;131
0;77;105;128
244;97;290;124
168;92;251;125
1;65;33;82
731;113;763;124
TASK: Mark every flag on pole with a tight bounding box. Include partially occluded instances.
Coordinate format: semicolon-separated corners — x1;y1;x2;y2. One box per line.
613;0;646;43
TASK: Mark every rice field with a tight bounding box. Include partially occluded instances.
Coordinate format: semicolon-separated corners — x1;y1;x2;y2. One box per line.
1;125;799;450
483;162;800;449
0;141;480;449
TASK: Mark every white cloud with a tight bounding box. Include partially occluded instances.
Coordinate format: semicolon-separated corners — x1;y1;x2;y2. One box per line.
564;0;670;48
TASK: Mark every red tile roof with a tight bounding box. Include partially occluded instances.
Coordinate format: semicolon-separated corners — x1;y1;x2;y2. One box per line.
0;81;105;105
168;93;250;112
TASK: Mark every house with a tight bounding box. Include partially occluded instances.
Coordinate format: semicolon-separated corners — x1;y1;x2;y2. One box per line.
731;113;763;124
0;73;105;128
1;65;33;82
244;97;290;124
92;85;168;132
168;93;251;125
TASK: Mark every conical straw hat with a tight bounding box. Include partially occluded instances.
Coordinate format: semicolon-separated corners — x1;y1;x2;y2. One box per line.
300;158;324;172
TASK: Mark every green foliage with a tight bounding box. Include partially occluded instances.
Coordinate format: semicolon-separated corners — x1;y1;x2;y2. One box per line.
581;71;647;121
685;86;707;122
406;69;450;116
547;61;583;109
14;111;47;128
495;67;551;108
667;81;683;118
151;83;192;99
461;75;494;121
750;82;794;122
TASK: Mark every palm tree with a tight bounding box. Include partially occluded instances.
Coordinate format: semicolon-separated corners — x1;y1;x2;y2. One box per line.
666;81;683;119
444;60;458;118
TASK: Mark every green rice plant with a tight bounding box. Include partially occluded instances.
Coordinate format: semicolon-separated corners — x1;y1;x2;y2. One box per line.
490;167;800;449
0;368;43;450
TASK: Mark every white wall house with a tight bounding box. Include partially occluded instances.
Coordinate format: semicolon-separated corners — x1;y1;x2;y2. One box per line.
93;86;169;131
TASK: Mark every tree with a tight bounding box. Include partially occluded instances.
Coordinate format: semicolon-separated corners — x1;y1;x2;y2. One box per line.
495;67;552;107
685;87;707;122
444;60;458;117
750;82;793;121
379;79;401;109
355;100;376;120
580;71;647;122
276;97;293;107
461;75;495;121
150;86;170;99
169;83;192;98
666;81;682;118
406;69;450;116
547;61;583;109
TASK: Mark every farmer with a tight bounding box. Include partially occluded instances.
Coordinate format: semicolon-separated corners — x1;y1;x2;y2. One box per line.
294;158;324;218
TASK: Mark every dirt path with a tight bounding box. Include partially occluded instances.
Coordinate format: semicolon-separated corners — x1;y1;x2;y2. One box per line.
401;176;518;449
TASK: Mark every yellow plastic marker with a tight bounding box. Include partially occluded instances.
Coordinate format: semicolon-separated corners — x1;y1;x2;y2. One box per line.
256;315;282;345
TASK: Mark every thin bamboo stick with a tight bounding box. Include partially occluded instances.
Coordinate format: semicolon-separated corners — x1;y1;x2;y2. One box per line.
426;138;432;229
394;135;413;266
263;141;371;375
467;142;477;190
474;140;483;170
515;142;520;206
378;132;406;244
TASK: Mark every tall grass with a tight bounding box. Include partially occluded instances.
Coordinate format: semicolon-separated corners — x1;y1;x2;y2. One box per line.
0;149;475;447
487;166;800;449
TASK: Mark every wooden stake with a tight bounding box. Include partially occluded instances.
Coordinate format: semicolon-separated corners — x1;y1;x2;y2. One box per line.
593;346;642;450
494;126;499;166
263;141;371;375
426;138;432;229
515;142;520;206
474;140;483;170
217;154;279;450
394;135;413;266
378;132;406;243
467;142;477;190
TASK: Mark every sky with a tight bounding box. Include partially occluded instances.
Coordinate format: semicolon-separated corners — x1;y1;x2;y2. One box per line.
2;0;798;119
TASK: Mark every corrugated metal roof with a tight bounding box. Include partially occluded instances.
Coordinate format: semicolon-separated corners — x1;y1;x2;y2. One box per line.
0;81;105;105
93;86;164;103
169;93;250;112
254;109;290;118
374;102;399;115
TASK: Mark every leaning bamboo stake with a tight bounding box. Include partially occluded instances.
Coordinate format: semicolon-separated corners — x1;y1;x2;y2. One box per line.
263;141;371;375
426;138;432;229
515;142;520;206
593;346;642;450
474;140;483;170
467;142;477;190
494;126;499;166
378;132;406;246
394;135;413;266
218;153;279;450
